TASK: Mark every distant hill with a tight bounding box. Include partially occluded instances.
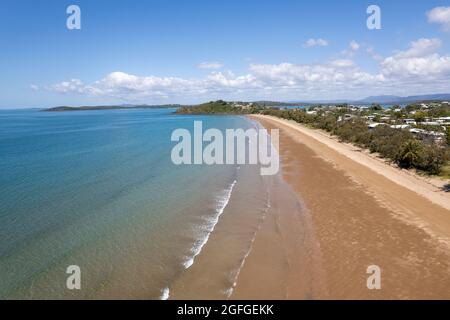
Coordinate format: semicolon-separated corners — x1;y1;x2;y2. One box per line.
276;93;450;105
357;95;402;104
175;100;252;114
357;94;450;105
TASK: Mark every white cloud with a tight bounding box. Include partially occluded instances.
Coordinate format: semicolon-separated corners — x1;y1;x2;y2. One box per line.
366;46;383;61
339;40;361;58
381;54;450;78
380;38;450;79
330;59;355;68
47;71;259;101
304;38;328;47
49;79;87;93
89;72;202;98
350;40;360;51
47;63;384;101
198;61;224;69
30;84;39;91
427;6;450;31
249;61;383;89
392;38;441;58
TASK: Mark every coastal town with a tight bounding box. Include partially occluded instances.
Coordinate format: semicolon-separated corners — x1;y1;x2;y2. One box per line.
303;101;450;143
262;101;450;177
177;100;450;177
229;100;450;139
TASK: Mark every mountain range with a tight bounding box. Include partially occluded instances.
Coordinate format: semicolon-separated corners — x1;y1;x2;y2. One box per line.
285;93;450;105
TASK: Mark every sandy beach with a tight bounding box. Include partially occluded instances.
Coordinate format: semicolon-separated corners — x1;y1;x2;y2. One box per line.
231;115;450;299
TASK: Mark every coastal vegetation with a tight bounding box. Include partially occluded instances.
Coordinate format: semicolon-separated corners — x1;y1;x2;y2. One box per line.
260;106;450;176
174;100;260;114
177;100;450;176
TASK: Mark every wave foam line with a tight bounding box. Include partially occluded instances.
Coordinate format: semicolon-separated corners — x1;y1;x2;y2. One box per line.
225;195;271;298
160;287;170;300
183;180;238;270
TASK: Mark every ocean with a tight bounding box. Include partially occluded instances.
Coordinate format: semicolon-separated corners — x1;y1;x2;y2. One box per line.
0;108;273;299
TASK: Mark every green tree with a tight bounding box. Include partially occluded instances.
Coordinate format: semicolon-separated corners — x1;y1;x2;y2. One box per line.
417;145;448;175
396;140;424;169
413;111;427;123
370;104;383;111
405;104;420;113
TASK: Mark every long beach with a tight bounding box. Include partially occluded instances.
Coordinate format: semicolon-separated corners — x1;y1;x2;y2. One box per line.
230;115;450;299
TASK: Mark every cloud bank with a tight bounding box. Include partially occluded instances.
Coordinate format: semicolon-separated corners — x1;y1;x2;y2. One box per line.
45;37;450;102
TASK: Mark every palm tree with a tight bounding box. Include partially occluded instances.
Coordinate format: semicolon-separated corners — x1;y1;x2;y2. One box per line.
397;140;423;168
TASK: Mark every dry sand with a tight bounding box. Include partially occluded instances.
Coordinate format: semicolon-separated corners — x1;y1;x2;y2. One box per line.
231;115;450;299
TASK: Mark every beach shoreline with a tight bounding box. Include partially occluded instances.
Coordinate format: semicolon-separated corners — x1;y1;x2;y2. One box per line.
253;115;450;209
229;115;450;299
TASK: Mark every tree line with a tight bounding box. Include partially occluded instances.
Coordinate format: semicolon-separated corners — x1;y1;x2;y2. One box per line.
260;108;450;176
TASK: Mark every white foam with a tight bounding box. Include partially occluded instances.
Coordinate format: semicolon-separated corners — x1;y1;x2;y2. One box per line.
182;180;237;270
225;196;271;298
160;287;170;300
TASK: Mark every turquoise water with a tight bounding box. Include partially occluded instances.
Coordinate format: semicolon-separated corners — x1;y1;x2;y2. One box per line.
0;108;256;299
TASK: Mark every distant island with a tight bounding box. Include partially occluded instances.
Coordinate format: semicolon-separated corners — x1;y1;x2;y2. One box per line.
43;104;181;112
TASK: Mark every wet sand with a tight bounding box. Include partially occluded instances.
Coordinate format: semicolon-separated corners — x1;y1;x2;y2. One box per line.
231;115;450;299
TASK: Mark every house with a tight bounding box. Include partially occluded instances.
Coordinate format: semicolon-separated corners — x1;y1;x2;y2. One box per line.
409;128;425;134
390;125;410;129
421;121;442;126
368;123;386;129
409;128;445;141
337;114;354;122
403;119;416;125
437;116;450;124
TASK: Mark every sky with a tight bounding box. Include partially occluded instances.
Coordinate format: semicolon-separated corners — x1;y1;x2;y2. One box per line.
1;0;450;108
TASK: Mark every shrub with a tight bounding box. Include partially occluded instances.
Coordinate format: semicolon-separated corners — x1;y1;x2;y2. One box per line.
315;114;338;132
416;144;449;175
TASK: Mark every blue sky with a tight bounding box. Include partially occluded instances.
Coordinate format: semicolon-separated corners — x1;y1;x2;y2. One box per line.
1;0;450;108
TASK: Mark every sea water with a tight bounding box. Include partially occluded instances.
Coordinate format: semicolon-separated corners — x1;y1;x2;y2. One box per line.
0;108;269;299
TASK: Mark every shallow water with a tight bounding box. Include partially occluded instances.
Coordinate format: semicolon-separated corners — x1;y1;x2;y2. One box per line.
0;108;268;299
